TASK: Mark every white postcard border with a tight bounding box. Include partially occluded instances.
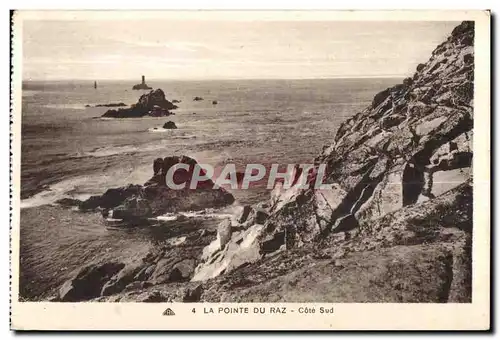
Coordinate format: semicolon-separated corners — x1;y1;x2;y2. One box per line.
10;9;491;331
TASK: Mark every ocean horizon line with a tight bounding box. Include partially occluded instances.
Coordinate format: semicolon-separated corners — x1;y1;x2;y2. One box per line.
22;75;406;83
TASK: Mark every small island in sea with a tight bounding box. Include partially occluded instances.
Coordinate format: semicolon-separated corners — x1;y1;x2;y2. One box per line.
101;88;178;118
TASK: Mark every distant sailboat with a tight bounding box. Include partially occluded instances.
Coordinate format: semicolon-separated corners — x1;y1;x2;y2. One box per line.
94;81;97;89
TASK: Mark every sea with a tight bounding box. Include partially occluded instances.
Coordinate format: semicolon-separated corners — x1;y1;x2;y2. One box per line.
19;78;400;300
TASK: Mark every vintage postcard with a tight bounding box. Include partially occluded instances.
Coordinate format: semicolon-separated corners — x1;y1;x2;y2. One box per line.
10;10;490;330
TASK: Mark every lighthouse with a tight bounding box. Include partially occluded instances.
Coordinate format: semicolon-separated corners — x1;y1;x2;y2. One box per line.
132;75;152;90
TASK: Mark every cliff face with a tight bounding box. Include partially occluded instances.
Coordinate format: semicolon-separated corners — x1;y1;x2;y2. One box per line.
261;21;474;246
189;21;474;302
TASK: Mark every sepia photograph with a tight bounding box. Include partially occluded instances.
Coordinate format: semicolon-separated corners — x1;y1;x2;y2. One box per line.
10;10;490;330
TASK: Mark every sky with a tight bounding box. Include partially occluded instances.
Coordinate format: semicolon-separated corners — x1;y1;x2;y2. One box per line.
21;19;460;80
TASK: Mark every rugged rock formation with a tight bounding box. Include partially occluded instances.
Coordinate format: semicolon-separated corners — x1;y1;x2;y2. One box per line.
78;155;235;221
189;21;475;302
193;96;204;101
102;89;178;118
197;182;472;302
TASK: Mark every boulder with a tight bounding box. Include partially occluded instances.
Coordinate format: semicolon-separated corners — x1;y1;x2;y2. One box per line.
162;121;177;129
101;262;145;296
239;207;269;229
149;258;196;284
169;259;196;282
134;264;156;281
136;291;167;302
193;96;204;101
59;262;125;301
236;205;252;224
183;284;203;302
149;259;176;284
192;224;264;282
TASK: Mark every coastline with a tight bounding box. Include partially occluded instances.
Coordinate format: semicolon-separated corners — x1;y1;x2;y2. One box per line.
19;21;475;303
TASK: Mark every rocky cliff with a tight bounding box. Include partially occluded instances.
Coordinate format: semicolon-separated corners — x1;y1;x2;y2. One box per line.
258;20;474;248
58;21;474;303
188;21;474;302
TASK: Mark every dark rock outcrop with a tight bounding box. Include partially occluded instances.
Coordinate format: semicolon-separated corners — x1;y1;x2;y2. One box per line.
132;84;153;90
59;262;125;301
94;102;127;108
162;121;177;129
56;197;83;207
193;96;204;101
102;89;178;118
79;155;235;220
